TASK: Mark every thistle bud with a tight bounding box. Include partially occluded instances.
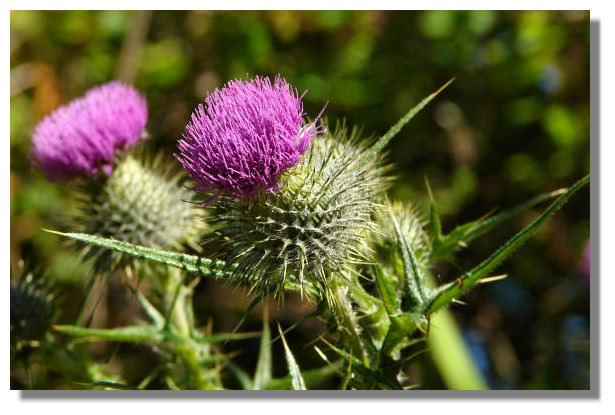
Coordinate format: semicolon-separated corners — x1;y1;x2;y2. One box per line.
372;202;431;305
75;155;203;273
374;202;430;267
11;271;56;347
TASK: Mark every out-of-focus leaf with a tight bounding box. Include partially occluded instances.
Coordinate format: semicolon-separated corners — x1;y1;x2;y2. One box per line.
253;306;272;390
430;187;566;261
427;174;589;312
381;313;425;357
136;290;164;329
278;324;306;390
226;361;253;390
54;324;161;343
265;361;342;390
428;307;487;390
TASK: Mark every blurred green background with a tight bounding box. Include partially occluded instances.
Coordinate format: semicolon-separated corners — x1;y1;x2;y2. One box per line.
10;11;590;389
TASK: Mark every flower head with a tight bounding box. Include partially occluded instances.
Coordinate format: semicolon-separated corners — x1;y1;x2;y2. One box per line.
74;154;204;274
11;269;56;347
176;75;319;198
31;81;148;182
207;123;387;298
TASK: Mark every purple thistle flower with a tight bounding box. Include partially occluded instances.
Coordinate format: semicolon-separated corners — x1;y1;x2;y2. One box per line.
31;81;148;182
176;75;321;198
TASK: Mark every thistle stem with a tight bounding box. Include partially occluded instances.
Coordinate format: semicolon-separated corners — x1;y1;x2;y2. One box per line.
330;278;372;368
163;269;222;390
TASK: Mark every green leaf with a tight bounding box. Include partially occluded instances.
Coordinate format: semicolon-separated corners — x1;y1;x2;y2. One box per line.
426;175;589;313
44;230;229;278
265;361;342;390
45;231;319;296
277;324;306;390
135;291;165;329
357;79;454;167
431;187;566;260
195;331;261;344
426;177;443;241
253;306;272;390
391;213;429;311
381;313;425;357
82;380;133;390
54;324;162;343
226;361;253;390
373;264;400;316
321;338;402;390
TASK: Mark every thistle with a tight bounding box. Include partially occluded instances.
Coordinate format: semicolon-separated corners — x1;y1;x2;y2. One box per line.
10;269;56;348
374;201;431;270
206;124;388;297
74;154;203;273
176;75;320;198
31;81;147;182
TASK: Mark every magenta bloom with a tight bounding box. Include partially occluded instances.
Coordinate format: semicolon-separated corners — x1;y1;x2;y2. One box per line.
176;76;320;198
31;81;148;182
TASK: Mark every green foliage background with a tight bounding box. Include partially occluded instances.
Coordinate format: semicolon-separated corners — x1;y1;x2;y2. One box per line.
10;11;590;389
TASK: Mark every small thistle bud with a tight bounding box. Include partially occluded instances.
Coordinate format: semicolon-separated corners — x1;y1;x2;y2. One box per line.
75;155;203;273
374;202;431;267
372;202;431;301
207;124;387;297
31;81;148;182
176;75;320;198
11;271;56;347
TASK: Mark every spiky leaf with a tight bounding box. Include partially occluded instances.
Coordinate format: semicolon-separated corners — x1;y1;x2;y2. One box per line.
430;187;566;261
278;325;306;390
253;308;272;390
426;175;589;313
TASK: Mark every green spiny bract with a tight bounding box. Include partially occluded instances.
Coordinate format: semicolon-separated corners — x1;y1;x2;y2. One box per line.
75;154;203;273
10;271;56;348
206;124;389;298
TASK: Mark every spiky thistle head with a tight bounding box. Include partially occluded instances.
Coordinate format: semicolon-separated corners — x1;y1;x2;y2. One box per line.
176;75;320;198
374;201;431;263
31;81;148;182
205;123;388;298
372;201;431;292
11;268;56;348
74;154;203;274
